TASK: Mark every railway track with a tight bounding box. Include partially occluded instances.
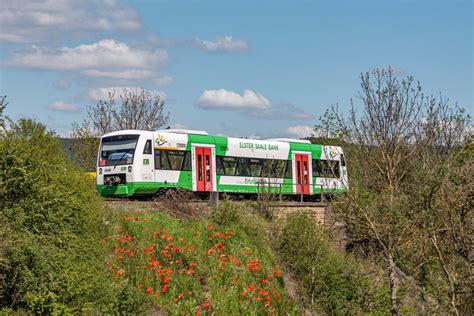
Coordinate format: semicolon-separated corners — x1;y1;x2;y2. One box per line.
102;197;327;208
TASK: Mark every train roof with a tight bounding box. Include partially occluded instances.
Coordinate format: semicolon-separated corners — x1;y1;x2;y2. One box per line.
100;129;342;149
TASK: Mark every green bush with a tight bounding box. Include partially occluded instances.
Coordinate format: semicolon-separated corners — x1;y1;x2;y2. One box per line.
276;213;389;314
0;119;114;313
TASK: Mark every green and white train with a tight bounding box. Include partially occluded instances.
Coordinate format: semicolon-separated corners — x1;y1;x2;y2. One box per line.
96;129;348;199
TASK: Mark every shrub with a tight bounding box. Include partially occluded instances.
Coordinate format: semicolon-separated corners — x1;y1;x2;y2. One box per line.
276;213;389;314
0;119;113;313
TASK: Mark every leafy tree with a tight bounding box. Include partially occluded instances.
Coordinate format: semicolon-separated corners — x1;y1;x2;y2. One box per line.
0;118;115;313
330;68;471;315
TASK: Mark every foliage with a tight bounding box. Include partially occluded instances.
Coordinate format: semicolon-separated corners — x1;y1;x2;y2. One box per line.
310;107;346;146
329;67;472;314
0;95;9;130
69;124;100;171
0;118;114;313
276;213;390;314
104;203;298;314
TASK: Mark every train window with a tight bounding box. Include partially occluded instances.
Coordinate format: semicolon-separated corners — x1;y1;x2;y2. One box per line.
216;157;224;175
284;161;292;179
340;154;346;167
143;140;152;154
236;158;251;177
167;151;185;170
155;150;191;171
100;134;139;166
182;152;191;171
260;159;286;178
275;160;287;178
222;157;237;176
313;160;340;178
155;150;171;170
249;158;263;177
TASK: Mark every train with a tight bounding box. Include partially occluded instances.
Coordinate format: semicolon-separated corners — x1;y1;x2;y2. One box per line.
96;129;348;199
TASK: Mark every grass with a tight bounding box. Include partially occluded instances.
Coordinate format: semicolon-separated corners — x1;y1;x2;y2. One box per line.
104;203;298;315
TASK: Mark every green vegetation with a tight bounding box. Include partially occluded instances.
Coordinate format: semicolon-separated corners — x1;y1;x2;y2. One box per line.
276;213;390;314
0;118;113;313
105;201;297;314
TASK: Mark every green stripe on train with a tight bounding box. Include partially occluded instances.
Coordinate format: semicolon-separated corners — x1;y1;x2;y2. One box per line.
97;178;346;197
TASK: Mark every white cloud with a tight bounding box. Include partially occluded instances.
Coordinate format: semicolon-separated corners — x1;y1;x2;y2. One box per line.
285;125;314;138
153;75;173;85
193;36;249;53
4;39;168;73
47;101;80;112
197;89;271;110
80;69;156;80
0;0;141;43
53;79;69;89
88;87;167;103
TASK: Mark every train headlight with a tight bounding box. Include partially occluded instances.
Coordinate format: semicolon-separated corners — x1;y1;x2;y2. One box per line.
99;168;103;175
128;166;132;173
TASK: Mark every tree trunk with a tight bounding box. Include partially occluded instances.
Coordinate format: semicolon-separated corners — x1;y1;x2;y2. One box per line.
388;253;399;316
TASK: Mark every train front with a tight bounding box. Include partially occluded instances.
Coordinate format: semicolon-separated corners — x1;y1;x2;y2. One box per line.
96;131;141;197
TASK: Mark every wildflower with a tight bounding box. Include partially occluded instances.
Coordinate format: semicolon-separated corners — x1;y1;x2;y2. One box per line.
187;269;195;274
162;284;169;293
163;229;169;234
242;291;248;297
190;261;196;267
203;303;209;308
178;293;184;299
146;287;153;295
207;249;214;255
188;291;193;295
195;305;201;310
248;285;254;291
117;269;124;276
154;293;159;299
260;279;270;285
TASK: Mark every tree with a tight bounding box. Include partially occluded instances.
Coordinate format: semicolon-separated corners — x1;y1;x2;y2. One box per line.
71;88;169;171
0;96;9;131
85;88;169;134
330;68;471;315
0;118;113;312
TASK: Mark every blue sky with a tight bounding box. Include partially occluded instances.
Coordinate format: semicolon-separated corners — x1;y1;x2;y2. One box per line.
0;0;472;138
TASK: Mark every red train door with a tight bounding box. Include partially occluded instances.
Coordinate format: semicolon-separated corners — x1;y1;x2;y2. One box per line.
295;154;310;195
195;147;213;192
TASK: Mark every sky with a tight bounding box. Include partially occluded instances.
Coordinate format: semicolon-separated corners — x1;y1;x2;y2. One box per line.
0;0;472;138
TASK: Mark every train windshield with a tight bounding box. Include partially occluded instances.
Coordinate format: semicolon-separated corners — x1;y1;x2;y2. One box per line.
99;134;140;166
